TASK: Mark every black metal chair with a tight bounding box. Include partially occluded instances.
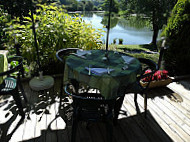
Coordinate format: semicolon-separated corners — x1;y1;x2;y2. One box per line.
0;56;26;119
129;40;168;118
64;84;121;142
132;58;158;117
56;48;79;96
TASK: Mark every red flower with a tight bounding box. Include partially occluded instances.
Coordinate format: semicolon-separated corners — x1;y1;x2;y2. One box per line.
142;69;169;82
158;74;162;80
145;69;152;73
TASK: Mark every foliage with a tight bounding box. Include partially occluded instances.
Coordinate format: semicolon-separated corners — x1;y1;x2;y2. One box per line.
125;0;177;47
118;16;151;30
101;0;119;13
162;0;190;75
60;0;95;11
0;0;60;20
0;0;32;19
5;4;104;75
0;6;10;49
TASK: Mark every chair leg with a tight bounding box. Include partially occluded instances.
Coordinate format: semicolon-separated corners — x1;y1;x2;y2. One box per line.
143;93;147;118
134;93;141;115
134;93;137;102
12;88;25;118
113;96;124;125
71;113;78;142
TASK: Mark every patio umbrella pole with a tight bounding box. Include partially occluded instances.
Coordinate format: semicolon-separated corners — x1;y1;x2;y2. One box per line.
31;8;41;73
29;4;54;91
105;0;113;58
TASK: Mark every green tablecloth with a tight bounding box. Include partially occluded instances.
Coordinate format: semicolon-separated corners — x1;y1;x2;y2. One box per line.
0;51;8;84
64;50;141;99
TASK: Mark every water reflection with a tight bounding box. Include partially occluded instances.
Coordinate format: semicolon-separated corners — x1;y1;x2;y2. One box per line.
77;12;159;45
101;15;119;29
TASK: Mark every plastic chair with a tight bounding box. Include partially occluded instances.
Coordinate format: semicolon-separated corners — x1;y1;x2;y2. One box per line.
0;56;26;119
64;84;120;142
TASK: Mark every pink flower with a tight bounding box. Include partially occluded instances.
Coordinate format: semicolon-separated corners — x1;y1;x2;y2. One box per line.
158;74;162;80
145;69;152;74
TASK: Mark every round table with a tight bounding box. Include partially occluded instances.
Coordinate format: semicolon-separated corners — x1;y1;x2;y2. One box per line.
64;50;141;99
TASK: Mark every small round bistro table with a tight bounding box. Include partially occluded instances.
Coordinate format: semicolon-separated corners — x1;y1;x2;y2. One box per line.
64;49;141;99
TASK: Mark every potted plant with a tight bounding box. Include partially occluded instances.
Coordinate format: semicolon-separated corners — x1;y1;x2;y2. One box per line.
140;69;172;88
119;38;123;44
113;38;117;44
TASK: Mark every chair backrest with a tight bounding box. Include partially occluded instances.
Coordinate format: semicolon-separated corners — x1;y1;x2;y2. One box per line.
56;48;79;64
158;39;169;70
64;84;117;121
0;56;23;78
136;58;158;90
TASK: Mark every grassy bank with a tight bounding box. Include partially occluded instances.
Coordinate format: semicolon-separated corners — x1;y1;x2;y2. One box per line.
108;44;159;63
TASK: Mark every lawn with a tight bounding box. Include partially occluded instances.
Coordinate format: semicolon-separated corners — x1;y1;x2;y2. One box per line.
108;44;160;63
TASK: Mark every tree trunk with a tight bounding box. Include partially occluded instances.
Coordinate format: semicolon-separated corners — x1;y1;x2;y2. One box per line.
151;24;159;47
151;8;159;49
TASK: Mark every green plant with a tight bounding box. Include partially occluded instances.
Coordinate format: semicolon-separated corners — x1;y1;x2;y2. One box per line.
113;38;117;44
119;38;123;44
0;7;10;49
5;4;104;75
162;0;190;75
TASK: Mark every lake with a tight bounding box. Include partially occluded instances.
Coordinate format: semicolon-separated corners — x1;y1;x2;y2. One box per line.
79;12;160;45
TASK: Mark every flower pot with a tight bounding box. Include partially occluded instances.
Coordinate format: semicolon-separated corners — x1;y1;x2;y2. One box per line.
140;77;172;88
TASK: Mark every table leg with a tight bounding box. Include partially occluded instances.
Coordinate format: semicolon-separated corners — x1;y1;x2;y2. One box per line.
113;96;124;125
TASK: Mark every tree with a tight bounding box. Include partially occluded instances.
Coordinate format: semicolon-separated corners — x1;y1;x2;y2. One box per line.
126;0;177;48
102;0;119;13
162;0;190;75
0;0;59;20
0;0;32;19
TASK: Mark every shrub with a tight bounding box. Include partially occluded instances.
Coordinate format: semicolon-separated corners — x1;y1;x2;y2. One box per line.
162;0;190;75
0;7;10;49
5;4;104;75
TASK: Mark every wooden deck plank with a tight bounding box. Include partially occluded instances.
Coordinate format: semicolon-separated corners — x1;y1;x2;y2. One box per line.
167;83;190;110
78;122;93;142
155;97;190;135
112;122;130;142
8;115;24;142
125;93;184;142
136;94;186;142
164;96;190;120
125;94;173;142
88;123;105;142
1;77;190;142
152;98;190;141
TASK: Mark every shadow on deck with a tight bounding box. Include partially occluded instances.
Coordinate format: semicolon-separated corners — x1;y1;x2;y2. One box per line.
7;111;173;142
1;76;190;142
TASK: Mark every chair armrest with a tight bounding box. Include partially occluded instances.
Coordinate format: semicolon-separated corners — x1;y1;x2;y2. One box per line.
137;58;158;89
56;48;79;63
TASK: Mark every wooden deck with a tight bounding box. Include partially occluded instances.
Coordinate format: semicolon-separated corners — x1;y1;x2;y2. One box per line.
0;76;190;142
